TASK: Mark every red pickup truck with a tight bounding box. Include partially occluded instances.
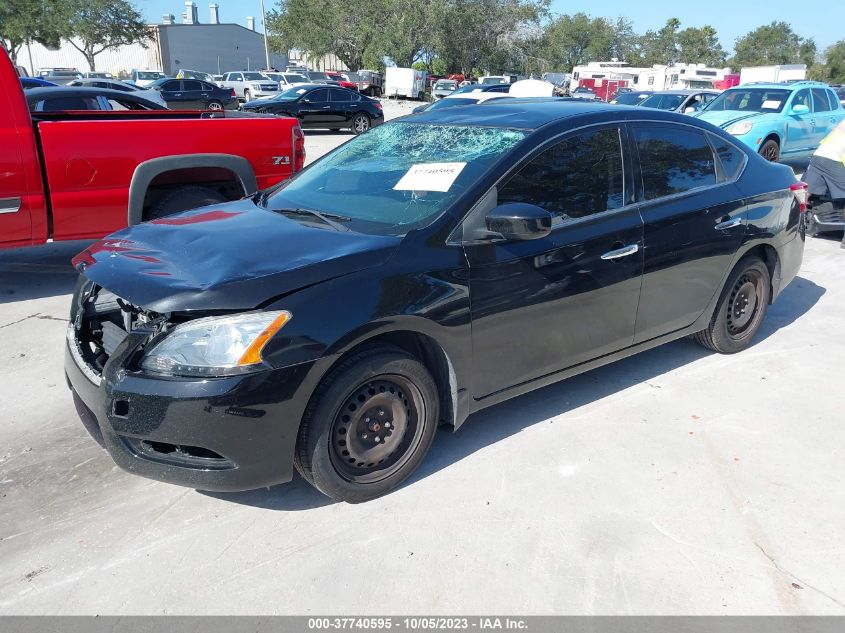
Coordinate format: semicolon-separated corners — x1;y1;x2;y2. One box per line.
0;48;304;249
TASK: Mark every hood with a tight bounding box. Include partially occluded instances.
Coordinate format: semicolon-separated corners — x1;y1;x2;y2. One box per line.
695;110;766;129
72;199;401;313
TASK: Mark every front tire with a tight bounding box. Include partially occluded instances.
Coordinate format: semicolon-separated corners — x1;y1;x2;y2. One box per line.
759;139;780;162
294;346;439;503
694;256;771;353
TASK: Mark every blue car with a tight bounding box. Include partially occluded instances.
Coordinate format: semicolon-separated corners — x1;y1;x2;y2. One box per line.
21;77;57;89
697;81;845;162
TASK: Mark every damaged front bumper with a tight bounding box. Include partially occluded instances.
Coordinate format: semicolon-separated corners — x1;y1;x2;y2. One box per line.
64;290;315;492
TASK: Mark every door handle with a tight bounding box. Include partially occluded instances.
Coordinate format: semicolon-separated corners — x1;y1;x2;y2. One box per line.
601;244;639;260
714;217;742;230
322;105;331;109
0;197;22;214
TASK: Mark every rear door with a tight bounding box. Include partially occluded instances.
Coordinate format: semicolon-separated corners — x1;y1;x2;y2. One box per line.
180;80;205;109
632;123;748;343
467;124;644;397
784;88;815;153
811;87;837;142
328;88;354;125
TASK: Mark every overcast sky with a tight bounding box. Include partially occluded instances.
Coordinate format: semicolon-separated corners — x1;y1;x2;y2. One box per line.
137;0;844;55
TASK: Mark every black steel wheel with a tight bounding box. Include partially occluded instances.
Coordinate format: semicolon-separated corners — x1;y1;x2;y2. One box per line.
351;113;371;135
759;139;780;162
295;346;439;502
694;256;771;354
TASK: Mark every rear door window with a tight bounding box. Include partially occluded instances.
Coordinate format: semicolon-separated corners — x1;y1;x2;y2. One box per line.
498;127;625;223
811;88;832;112
330;88;353;102
633;126;717;200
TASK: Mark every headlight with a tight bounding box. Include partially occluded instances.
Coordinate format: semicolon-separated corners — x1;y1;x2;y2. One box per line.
251;83;263;89
141;311;291;377
725;120;753;136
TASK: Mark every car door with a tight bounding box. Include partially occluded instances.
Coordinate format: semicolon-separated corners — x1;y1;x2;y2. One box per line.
631;123;748;343
297;88;331;127
328;88;354;125
180;79;205;109
465;124;644;398
810;87;837;143
158;79;186;108
0;83;34;246
784;88;815;153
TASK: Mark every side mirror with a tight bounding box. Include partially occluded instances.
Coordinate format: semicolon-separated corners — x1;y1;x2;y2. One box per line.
792;104;810;114
485;203;552;241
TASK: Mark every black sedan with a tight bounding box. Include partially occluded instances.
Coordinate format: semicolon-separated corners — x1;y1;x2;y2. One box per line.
67;100;806;503
146;78;238;111
26;86;166;112
241;84;384;134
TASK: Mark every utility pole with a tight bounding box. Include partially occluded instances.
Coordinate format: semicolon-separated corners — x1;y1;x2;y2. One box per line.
260;0;271;70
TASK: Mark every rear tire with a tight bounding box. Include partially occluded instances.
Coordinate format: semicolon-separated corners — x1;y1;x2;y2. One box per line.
294;346;439;503
759;139;780;162
146;186;228;221
351;113;371;135
694;256;771;354
207;100;224;111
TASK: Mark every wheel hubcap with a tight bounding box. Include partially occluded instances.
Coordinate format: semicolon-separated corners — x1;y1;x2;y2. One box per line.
330;377;423;483
727;272;762;336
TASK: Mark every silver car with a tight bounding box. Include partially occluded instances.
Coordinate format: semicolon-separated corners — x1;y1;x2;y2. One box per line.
220;71;280;101
68;78;167;107
638;90;719;114
432;79;458;100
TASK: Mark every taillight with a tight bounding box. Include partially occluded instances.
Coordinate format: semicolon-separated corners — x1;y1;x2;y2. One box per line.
374;101;383;110
292;125;305;172
230;88;236;98
790;181;808;213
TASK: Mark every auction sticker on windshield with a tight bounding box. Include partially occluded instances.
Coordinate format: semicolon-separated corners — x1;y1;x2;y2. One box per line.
762;100;782;109
394;162;467;192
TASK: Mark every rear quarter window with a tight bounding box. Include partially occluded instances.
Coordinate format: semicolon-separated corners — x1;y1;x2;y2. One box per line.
708;134;747;182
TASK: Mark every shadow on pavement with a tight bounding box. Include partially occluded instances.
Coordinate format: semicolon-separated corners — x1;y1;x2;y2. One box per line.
407;275;825;488
199;473;335;510
0;240;92;304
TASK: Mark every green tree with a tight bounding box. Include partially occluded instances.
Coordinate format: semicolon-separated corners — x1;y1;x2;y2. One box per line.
809;40;845;83
730;21;816;69
66;0;149;71
267;0;384;71
377;0;437;68
677;25;726;67
0;0;70;64
538;13;620;72
638;18;681;66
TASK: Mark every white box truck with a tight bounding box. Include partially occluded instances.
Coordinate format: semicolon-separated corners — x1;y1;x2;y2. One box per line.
384;67;427;100
740;64;807;85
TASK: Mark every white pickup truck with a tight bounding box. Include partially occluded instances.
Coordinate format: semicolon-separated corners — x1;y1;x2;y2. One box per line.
220;71;280;101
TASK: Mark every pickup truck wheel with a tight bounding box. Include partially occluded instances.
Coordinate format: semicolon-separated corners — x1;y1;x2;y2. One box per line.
207;100;224;111
294;346;439;503
351;113;371;135
759;139;780;162
147;186;229;221
694;256;771;354
243;89;251;101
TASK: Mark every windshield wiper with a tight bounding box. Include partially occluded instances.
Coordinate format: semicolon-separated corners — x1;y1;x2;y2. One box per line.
274;207;352;232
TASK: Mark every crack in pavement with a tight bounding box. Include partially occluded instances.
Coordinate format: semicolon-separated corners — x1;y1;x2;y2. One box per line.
0;313;68;329
755;542;845;609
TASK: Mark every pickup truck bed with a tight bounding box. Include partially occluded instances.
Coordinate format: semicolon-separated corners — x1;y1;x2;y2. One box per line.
1;48;304;249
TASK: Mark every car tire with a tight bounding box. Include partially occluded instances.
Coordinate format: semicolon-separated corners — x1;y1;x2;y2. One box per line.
146;186;229;221
759;139;780;162
351;113;371;135
243;89;251;102
207;100;224;111
694;256;771;354
294;346;439;503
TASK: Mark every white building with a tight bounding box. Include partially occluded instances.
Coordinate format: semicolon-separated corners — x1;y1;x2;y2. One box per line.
16;2;289;77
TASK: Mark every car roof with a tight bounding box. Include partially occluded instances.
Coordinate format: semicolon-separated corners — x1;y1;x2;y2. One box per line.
410;99;643;130
24;86;164;104
729;82;830;90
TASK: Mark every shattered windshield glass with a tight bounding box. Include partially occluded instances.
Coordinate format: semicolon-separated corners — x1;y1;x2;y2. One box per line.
267;122;527;236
